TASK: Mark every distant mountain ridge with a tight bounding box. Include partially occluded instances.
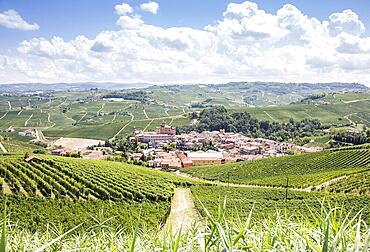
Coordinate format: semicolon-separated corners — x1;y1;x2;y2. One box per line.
0;81;368;93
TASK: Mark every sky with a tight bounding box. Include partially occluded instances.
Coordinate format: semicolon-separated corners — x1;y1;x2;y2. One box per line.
1;0;370;84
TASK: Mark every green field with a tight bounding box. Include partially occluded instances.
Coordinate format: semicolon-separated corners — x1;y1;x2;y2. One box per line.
0;88;369;141
184;146;370;189
0;154;194;231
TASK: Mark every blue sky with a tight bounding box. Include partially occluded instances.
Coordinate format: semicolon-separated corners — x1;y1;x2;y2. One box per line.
1;0;370;84
1;0;370;51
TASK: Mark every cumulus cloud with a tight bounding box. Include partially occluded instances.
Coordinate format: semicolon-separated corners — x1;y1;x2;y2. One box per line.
2;1;370;84
116;15;144;29
115;2;133;15
0;9;39;31
327;9;365;36
140;2;159;14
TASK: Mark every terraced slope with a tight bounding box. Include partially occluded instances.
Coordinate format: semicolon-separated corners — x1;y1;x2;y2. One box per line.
183;147;370;188
326;169;370;195
0;154;194;231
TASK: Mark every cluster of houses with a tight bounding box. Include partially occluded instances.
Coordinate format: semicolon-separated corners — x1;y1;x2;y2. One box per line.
131;124;323;170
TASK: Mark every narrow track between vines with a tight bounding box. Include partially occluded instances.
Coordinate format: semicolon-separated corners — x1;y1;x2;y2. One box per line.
164;188;202;233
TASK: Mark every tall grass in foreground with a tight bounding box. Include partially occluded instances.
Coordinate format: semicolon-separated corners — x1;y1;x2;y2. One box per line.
1;199;370;251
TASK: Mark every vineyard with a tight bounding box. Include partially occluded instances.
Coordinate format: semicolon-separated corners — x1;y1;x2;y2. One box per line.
191;185;370;223
184;147;370;188
326;169;370;194
0;154;194;231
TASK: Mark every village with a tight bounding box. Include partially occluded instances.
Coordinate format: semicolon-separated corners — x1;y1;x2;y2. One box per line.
129;124;323;170
11;123;322;169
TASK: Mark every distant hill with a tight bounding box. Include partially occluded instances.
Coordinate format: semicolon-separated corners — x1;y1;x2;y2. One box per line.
0;82;153;92
0;81;367;95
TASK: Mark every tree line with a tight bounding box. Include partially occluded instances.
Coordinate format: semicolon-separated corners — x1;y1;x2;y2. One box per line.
178;106;323;142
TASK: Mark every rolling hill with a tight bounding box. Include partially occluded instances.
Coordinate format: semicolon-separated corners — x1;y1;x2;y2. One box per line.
183;145;370;191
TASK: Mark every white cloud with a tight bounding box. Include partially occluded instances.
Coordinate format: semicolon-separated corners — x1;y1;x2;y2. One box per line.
115;3;133;15
0;9;39;31
140;2;159;14
327;9;365;36
2;1;370;84
116;15;144;29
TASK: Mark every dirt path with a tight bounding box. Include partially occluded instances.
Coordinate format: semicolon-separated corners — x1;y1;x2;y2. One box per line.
17;110;23;116
8;101;12;110
0;142;8;153
344;113;356;125
24;114;33;126
0;111;8;120
112;113;117;122
47;113;51;123
164;188;202;233
305;176;348;191
143;119;154;132
263;111;275;121
97;103;105;116
35;129;48;142
343;98;370;104
176;171;349;192
110;113;134;140
77;112;87;123
143;109;149;119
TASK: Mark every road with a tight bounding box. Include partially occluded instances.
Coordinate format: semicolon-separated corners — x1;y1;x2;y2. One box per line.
164;188;202;234
143;109;149;119
110;113;134;141
343;98;370;104
0;142;8;153
143;119;154;132
24;114;33;126
263;111;275;121
97;103;105;116
0;111;8;120
35;129;48;142
176;171;349;193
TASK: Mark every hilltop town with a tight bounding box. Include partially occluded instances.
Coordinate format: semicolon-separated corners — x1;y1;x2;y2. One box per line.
129;124;322;170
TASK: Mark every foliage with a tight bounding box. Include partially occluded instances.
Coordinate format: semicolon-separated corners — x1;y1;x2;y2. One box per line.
184;147;370;188
1;194;370;251
102;91;149;102
0;154;195;232
179;106;323;141
192;185;370;224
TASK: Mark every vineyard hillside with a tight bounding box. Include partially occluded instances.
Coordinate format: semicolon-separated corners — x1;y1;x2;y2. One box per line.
183;146;370;190
0;154;194;231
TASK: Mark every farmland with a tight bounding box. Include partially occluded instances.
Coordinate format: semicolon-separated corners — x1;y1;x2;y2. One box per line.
0;83;369;142
191;185;370;223
183;146;370;189
0;154;194;231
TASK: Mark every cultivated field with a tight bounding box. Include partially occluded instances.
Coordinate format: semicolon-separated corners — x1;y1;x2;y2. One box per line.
184;145;370;190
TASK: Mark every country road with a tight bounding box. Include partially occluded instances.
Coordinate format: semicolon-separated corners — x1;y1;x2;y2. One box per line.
24;114;33;126
110;113;134;140
0;142;8;153
164;188;202;233
97;103;105;116
175;171;349;193
143;109;149;119
0;111;8;120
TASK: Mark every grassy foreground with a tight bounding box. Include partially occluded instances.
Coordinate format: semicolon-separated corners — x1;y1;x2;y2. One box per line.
1;199;370;251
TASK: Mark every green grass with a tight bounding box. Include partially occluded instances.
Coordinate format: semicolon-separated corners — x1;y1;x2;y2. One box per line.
183;147;370;188
1;190;370;251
